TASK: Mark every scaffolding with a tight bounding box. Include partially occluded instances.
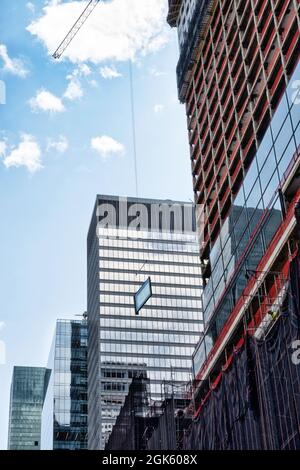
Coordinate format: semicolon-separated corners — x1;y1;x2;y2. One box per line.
184;249;300;450
167;0;183;27
143;383;192;450
105;376;154;451
175;0;214;101
242;270;289;339
105;376;193;451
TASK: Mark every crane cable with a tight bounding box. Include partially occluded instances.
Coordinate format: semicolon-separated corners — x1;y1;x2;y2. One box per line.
129;61;139;198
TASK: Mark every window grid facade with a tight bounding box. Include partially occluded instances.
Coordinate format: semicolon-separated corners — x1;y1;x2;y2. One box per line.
177;0;198;47
41;320;88;450
8;367;49;450
200;57;300;325
87;196;203;449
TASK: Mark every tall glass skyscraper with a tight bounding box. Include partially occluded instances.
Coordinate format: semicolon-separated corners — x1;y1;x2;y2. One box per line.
87;195;203;449
8;366;50;450
41;319;88;450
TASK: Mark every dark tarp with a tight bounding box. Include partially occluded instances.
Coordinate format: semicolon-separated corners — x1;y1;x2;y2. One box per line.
184;252;300;450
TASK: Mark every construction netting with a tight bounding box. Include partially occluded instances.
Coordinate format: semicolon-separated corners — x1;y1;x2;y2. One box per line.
105;377;151;451
146;399;177;450
146;396;192;450
184;251;300;450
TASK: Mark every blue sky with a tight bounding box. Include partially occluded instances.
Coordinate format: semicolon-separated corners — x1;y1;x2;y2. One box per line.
0;0;193;449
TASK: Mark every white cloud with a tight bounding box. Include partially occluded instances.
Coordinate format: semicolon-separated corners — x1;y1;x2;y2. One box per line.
149;67;166;77
0;140;7;157
27;0;169;63
0;44;28;78
77;63;92;76
154;104;164;113
63;78;83;101
69;63;92;78
63;64;92;101
89;79;98;88
29;89;65;113
26;2;35;13
29;65;89;113
100;65;122;80
1;134;42;173
0;321;5;332
47;135;69;153
91;135;125;159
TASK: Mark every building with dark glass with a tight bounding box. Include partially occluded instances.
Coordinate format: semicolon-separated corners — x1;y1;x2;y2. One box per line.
41;319;88;450
168;0;300;450
105;376;191;451
105;376;153;451
87;195;203;449
8;366;50;450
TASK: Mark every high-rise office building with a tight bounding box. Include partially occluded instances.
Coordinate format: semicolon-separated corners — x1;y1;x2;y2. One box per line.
41;319;88;450
87;195;203;449
8;366;50;450
168;0;300;449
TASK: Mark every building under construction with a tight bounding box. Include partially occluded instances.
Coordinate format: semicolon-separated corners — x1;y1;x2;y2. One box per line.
146;383;193;450
105;377;193;451
168;0;300;449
